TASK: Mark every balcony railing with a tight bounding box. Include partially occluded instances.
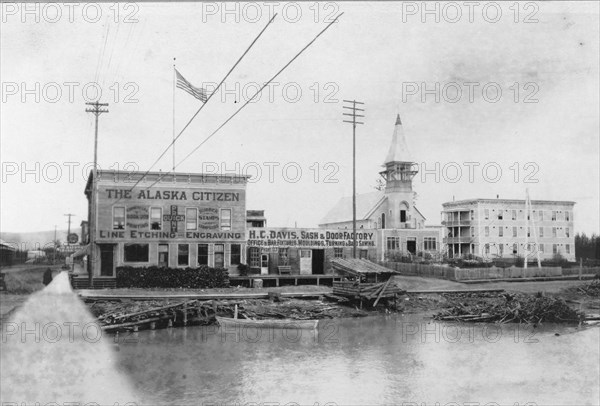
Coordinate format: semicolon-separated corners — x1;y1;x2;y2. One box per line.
444;237;473;244
442;220;471;226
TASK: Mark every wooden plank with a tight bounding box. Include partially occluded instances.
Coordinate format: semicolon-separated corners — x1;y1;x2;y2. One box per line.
373;278;393;307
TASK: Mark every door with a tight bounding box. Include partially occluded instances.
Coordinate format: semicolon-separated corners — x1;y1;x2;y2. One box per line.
407;239;417;255
215;244;225;268
312;249;324;274
158;244;169;267
99;245;114;277
300;249;312;275
260;254;269;275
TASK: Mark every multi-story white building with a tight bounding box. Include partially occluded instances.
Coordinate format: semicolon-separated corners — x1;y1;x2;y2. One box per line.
441;198;576;262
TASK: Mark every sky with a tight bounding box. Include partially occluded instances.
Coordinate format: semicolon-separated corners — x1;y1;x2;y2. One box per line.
1;1;599;235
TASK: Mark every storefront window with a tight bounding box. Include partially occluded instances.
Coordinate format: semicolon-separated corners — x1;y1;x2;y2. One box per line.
178;244;189;266
214;244;225;268
124;243;149;262
197;244;209;266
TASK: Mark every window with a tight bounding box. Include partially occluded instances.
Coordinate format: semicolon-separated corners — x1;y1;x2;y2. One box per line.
158;244;169;267
552;210;557;221
511;210;517;220
499;227;503;237
400;210;407;223
178;244;189;266
424;237;436;250
565;227;570;238
485;244;490;254
539;210;544;221
553;244;558;254
552;227;557;237
527;227;531;238
512;243;518;255
277;247;289;265
485;226;490;237
150;207;162;230
381;213;386;229
539;243;544;252
220;209;232;231
484;209;489;220
186;208;198;230
565;211;570;221
334;247;344;258
113;207;125;230
470;210;474;220
214;244;225;268
197;244;209;266
249;247;260;267
471;227;475;237
566;244;570;254
499;244;504;255
498;211;503;220
387;237;400;251
513;227;517;237
231;244;241;265
124;243;149;262
539;227;544;238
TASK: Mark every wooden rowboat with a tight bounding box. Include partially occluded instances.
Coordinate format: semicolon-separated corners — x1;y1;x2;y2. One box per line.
216;316;318;330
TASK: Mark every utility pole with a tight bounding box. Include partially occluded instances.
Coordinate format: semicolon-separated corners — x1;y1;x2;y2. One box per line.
342;99;365;258
64;213;75;236
85;101;109;286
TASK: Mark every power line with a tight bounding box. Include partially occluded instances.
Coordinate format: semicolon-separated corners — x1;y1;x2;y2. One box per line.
147;12;345;190
116;13;279;201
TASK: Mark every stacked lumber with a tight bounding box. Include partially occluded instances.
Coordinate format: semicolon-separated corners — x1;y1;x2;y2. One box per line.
333;280;405;303
331;258;399;278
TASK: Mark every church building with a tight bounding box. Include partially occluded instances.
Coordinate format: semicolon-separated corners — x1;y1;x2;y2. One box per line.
319;114;442;260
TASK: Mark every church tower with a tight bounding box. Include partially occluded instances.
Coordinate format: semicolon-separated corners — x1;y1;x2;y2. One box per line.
379;114;419;229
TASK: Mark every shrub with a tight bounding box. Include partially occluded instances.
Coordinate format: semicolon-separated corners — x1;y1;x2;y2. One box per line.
237;263;249;276
116;265;229;289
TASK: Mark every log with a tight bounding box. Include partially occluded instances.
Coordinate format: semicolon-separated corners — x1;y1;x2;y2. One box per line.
102;316;164;331
373;278;393;307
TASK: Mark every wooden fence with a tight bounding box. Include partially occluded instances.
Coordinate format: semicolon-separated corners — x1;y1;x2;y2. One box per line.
378;262;600;281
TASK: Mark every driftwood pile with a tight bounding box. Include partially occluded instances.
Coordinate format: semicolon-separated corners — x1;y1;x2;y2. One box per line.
577;279;600;297
88;299;232;332
86;296;368;332
434;292;585;324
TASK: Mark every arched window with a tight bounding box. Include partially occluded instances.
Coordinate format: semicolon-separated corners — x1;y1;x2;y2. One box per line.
381;213;386;229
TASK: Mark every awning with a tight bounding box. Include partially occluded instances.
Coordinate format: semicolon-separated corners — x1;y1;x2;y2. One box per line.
72;244;91;258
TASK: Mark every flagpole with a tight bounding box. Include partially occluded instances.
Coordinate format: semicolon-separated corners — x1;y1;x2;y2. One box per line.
172;57;176;172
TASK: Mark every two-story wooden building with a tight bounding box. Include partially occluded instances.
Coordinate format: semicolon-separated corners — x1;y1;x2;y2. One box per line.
76;170;250;287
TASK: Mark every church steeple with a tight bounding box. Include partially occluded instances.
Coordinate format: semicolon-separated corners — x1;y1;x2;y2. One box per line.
383;113;413;166
380;113;418;186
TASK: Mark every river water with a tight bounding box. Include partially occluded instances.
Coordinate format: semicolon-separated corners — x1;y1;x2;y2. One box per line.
115;314;600;406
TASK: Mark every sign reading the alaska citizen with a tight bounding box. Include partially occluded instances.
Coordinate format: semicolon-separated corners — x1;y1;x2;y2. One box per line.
97;186;244;241
247;228;376;248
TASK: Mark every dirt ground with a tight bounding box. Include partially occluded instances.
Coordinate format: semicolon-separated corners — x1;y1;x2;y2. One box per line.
2;270;598;323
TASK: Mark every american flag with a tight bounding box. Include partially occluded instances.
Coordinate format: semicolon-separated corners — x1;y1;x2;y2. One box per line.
175;69;209;102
